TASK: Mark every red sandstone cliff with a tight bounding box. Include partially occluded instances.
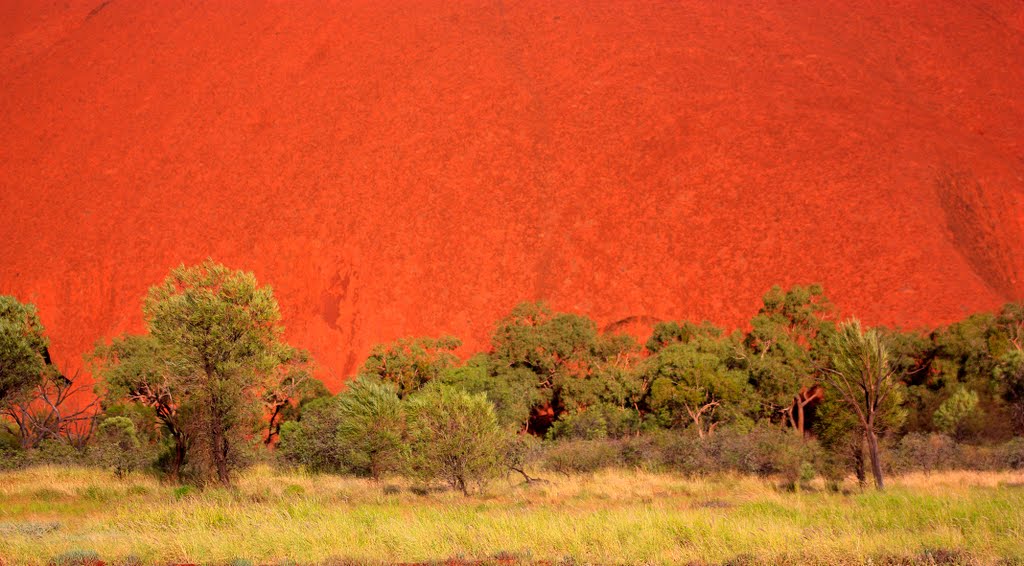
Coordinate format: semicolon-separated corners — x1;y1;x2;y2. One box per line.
2;1;1022;388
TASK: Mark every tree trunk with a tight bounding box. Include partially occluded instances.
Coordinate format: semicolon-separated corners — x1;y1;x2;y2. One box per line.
211;430;230;486
169;433;187;483
209;405;231;486
852;435;866;488
864;428;884;490
264;402;285;446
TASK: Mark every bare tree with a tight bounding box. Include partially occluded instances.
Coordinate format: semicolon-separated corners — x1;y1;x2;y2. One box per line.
3;366;98;450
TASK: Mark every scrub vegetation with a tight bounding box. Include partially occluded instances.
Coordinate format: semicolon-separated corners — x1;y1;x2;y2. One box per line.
1;466;1023;565
2;260;1024;563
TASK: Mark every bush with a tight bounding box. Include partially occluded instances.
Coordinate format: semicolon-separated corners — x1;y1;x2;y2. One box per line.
893;433;958;474
278;378;405;478
932;387;979;439
0;447;27;470
537;426;820;483
547;404;641;441
540;439;622;474
712;425;820;485
999;437;1024;470
334;378;405;479
27;439;84;467
277;397;345;473
403;387;507;494
503;432;543;479
90;417;149;478
623;430;713;474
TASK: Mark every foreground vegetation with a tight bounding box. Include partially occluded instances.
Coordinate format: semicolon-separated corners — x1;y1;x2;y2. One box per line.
4;260;1024;492
3;261;1024;563
1;466;1023;565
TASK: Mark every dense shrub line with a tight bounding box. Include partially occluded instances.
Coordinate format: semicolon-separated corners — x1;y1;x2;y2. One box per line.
3;261;1024;491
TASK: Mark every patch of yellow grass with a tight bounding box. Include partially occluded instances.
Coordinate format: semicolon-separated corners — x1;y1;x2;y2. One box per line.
1;466;1022;565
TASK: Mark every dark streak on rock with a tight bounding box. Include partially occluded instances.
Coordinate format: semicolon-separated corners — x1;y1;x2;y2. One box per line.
86;0;113;21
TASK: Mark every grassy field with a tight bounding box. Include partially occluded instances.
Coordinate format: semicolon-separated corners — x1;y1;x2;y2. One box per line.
1;466;1023;565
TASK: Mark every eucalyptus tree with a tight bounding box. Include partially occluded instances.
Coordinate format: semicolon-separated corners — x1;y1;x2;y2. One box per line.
488;301;641;433
358;336;461;398
95;260;296;486
742;284;835;435
92;334;192;481
644;331;753;437
0;296;48;409
143;260;285;485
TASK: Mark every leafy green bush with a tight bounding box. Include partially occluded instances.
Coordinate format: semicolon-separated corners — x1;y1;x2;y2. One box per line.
90;416;150;478
278;397;345;473
538;425;820;483
27;439;84;467
621;430;712;474
0;447;27;470
932;387;980;438
547;404;640;441
278;378;405;478
403;386;507;494
712;424;820;484
334;378;405;479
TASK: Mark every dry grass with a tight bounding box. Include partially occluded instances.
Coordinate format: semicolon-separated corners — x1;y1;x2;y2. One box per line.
1;466;1022;565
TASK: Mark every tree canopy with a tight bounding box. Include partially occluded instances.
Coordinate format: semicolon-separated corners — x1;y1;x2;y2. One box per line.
0;296;48;408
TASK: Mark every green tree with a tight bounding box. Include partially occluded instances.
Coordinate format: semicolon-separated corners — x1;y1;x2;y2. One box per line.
814;388;904;487
923;302;1024;440
358;336;461;398
278;396;346;473
143;260;284;486
440;354;534;429
261;346;327;445
993;303;1024;434
646;320;723;354
644;331;753;437
822;319;905;490
0;296;48;409
403;387;507;494
488;302;640;434
741;285;834;435
878;327;934;434
996;347;1024;433
932;386;979;438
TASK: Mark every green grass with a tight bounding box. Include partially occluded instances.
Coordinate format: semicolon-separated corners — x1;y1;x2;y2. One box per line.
0;466;1022;564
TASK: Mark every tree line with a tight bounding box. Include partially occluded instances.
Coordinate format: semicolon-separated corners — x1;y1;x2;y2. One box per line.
2;261;1023;492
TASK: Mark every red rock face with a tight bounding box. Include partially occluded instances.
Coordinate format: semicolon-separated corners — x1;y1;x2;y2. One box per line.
2;1;1023;390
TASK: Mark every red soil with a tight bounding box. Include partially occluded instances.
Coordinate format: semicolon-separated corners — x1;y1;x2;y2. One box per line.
1;1;1023;390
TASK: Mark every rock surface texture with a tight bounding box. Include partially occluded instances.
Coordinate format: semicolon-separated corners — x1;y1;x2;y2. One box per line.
2;1;1023;388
